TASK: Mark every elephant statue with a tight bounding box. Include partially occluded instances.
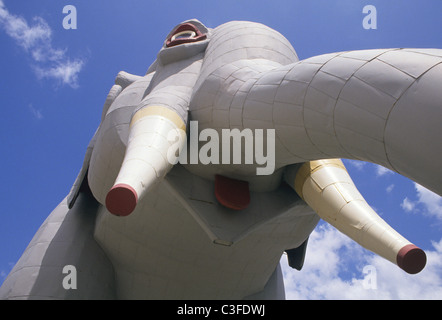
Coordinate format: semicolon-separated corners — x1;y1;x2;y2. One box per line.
1;19;441;299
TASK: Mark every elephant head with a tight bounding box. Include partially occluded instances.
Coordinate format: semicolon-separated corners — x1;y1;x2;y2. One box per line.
75;20;441;275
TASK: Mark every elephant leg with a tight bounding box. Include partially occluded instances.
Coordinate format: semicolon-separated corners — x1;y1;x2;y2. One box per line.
0;191;115;299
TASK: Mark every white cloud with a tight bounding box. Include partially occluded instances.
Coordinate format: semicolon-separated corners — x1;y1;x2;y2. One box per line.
344;159;367;171
401;197;415;212
0;0;84;88
343;160;395;179
28;103;43;120
414;184;442;220
400;183;442;221
34;59;84;89
386;184;395;193
375;165;394;177
281;223;442;299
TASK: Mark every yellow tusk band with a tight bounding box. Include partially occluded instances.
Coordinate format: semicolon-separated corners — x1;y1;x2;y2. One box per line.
294;158;346;200
130;105;186;131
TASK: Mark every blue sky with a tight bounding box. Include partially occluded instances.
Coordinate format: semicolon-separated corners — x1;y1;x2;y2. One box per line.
0;0;441;299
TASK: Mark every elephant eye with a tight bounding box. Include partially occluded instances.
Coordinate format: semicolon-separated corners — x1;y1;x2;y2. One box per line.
171;30;196;41
166;23;207;48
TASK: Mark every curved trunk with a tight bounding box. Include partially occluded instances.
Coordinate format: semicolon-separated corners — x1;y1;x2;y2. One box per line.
238;48;442;195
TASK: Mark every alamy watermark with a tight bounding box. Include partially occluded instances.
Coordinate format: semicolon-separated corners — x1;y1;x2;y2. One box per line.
362;5;377;30
362;265;377;290
61;263;379;291
62;5;77;30
62;265;77;290
167;121;276;175
62;4;377;31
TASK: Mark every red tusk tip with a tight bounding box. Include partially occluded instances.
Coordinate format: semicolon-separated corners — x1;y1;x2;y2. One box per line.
105;183;138;216
397;244;427;274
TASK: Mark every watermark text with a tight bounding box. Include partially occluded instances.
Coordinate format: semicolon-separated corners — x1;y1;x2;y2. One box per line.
167;121;276;175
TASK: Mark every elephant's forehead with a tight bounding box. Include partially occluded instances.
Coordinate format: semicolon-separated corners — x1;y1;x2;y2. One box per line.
206;21;299;66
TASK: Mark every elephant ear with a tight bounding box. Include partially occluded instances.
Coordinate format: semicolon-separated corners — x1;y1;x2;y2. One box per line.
67;130;98;208
67;71;144;208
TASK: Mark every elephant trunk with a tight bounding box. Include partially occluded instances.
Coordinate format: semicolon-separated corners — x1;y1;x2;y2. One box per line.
260;48;442;195
285;159;426;274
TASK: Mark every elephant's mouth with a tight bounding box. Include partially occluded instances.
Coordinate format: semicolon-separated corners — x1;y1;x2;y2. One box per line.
166;22;207;47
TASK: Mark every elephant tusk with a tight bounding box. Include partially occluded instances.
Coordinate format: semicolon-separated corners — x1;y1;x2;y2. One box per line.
286;159;426;274
105;106;186;216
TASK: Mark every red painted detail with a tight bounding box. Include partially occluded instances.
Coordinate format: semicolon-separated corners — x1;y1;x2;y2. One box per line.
166;23;207;48
215;175;250;210
105;184;138;216
396;244;427;274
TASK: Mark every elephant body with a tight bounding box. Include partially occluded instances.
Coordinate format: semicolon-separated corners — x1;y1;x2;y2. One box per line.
1;20;441;299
